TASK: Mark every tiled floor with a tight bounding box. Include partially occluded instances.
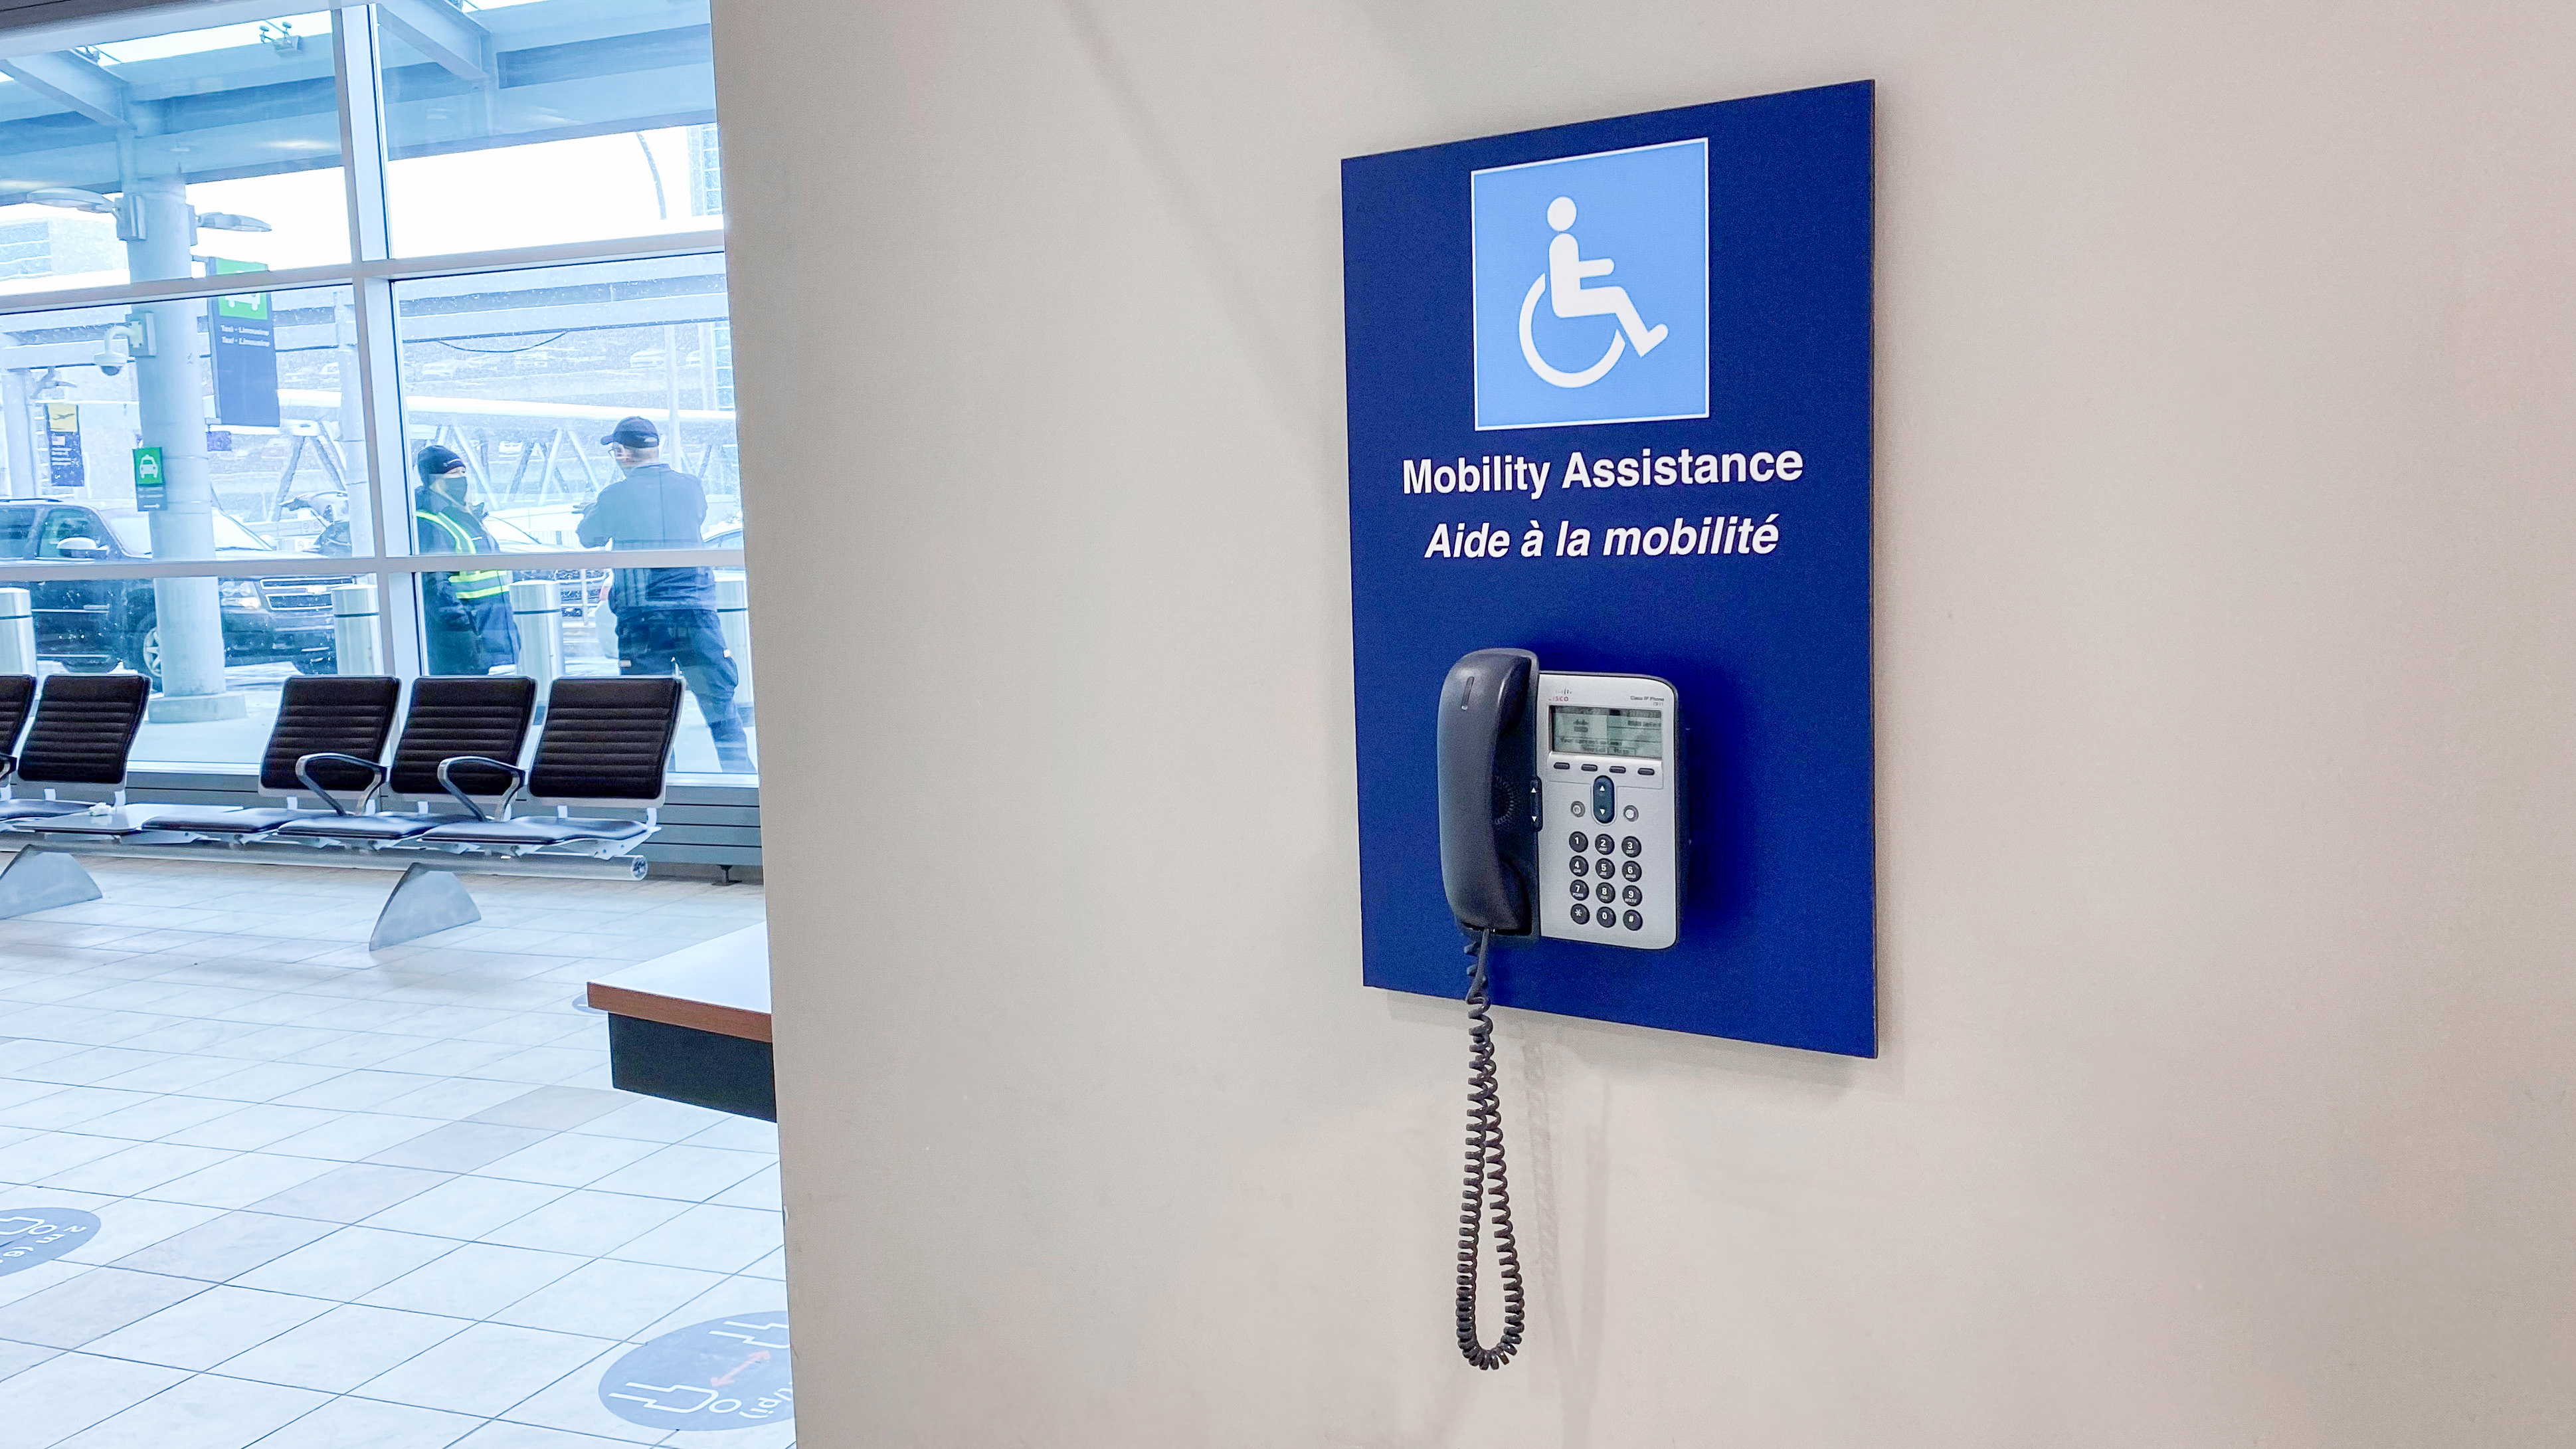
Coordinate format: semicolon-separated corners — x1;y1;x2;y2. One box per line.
0;855;788;1448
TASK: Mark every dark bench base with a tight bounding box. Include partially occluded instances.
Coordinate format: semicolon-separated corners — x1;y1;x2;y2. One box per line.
606;1013;777;1121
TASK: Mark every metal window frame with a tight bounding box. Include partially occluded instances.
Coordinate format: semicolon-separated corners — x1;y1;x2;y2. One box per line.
0;2;745;691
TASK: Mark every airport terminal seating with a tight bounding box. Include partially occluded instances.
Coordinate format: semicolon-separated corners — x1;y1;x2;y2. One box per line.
138;676;404;838
0;672;682;947
0;674;148;822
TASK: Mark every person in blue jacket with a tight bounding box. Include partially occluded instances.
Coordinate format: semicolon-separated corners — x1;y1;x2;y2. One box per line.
577;417;751;770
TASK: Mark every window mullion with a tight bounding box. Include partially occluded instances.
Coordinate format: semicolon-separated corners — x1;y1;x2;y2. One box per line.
332;6;394;266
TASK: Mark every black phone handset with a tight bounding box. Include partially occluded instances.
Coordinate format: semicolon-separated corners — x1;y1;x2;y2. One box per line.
1435;648;1540;1369
1435;649;1687;1366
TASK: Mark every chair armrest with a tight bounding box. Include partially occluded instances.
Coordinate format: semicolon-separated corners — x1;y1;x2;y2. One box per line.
0;753;15;784
435;755;526;823
293;751;387;817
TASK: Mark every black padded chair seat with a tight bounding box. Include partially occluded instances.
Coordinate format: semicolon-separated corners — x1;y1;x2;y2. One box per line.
0;799;93;821
15;808;171;838
146;807;346;836
415;817;649;846
269;814;449;842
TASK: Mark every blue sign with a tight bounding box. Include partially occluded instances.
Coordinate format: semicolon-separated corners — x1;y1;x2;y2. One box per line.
0;1208;98;1274
598;1313;792;1432
1342;82;1876;1056
1472;138;1708;430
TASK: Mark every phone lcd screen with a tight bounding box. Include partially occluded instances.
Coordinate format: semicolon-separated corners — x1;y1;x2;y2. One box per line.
1550;705;1663;759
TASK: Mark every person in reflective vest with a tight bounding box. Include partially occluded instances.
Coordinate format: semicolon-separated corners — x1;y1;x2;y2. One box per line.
414;445;519;676
577;415;752;771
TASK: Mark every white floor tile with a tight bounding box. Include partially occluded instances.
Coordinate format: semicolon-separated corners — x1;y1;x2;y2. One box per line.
267;1070;442;1111
163;1105;344;1153
354;1320;612;1417
369;1078;539;1121
139;1152;341;1210
446;1419;641;1448
682;1115;779;1154
488;1258;723;1339
217;1301;473;1393
0;1131;128;1182
623;1278;792;1345
472;1133;660;1189
477;1191;688;1257
81;1285;335;1371
602;1203;785;1274
361;1238;588;1319
230;1225;456;1298
362;1175;569;1240
42;1141;238;1195
584;1145;771;1203
49;1368;329;1448
261;1112;437;1163
493;1349;664;1444
243;1393;482;1449
564;1097;727;1143
62;1199;225;1265
70;1094;249;1142
709;1164;781;1211
0;1351;189;1447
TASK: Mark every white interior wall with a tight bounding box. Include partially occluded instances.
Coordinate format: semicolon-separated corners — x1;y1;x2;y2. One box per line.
713;1;2576;1443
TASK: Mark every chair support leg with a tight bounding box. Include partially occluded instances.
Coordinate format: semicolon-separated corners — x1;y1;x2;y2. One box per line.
371;864;482;949
0;848;102;920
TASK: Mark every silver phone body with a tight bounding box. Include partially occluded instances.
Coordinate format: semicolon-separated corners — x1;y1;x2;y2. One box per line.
1535;671;1679;950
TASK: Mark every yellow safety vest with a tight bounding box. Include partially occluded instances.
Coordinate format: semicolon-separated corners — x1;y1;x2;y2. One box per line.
421;510;509;600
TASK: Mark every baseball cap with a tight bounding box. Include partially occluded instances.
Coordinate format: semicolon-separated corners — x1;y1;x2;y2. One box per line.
598;416;660;447
414;444;466;482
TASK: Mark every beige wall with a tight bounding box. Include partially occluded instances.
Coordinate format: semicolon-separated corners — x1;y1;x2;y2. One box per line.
714;1;2576;1442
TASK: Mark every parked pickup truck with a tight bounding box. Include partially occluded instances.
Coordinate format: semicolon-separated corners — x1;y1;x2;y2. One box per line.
0;502;351;688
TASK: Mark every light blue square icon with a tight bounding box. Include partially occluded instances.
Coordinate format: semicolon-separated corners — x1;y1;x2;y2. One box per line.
1471;138;1708;431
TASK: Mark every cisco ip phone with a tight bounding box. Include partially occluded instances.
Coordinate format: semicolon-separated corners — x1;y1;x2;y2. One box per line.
1435;648;1683;1369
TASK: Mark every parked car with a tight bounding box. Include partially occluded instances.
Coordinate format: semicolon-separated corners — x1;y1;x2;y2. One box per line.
0;502;353;688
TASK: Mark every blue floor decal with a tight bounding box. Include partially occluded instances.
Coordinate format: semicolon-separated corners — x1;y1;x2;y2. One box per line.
0;1209;96;1276
598;1311;792;1432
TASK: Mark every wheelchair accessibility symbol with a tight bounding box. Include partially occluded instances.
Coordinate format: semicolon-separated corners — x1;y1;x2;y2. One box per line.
1518;196;1669;389
1471;138;1706;430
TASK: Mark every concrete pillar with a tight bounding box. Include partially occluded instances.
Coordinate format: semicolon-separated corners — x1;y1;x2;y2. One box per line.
331;582;381;676
126;173;240;722
0;589;34;676
509;578;564;686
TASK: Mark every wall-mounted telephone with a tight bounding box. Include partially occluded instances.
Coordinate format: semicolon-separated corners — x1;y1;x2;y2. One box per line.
1435;648;1683;1369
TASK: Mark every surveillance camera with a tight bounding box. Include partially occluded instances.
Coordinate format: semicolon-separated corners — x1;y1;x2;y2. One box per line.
94;334;130;376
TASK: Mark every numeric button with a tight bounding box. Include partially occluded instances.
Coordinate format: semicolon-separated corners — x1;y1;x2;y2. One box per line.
1567;830;1589;852
1622;884;1642;906
1569;903;1590;924
1621;860;1641;882
1621;836;1641;857
1593;833;1614;854
1623;910;1643;931
1568;856;1588;877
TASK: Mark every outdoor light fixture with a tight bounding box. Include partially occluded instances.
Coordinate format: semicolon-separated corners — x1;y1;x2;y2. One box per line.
195;212;271;233
25;187;114;214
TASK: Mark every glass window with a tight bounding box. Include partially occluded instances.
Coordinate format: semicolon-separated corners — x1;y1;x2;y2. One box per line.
379;0;721;256
414;569;758;773
0;4;752;781
0;285;368;559
393;254;737;546
0;10;349;298
7;567;355;761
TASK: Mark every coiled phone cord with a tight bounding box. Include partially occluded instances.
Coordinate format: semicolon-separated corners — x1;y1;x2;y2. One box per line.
1456;928;1526;1369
